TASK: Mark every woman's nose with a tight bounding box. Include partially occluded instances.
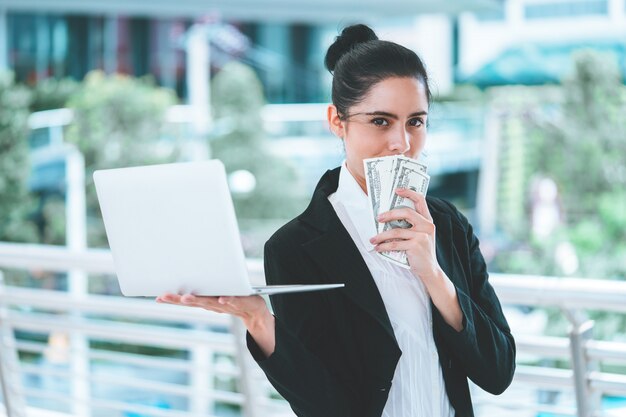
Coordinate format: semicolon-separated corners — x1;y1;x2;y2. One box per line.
388;128;411;153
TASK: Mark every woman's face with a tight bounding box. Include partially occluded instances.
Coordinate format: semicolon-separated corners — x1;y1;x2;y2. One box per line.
327;76;429;193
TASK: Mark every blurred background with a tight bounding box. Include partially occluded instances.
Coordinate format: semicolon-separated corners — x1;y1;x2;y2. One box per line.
0;0;625;416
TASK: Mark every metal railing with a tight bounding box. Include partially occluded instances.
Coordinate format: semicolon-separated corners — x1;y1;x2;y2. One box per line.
474;275;626;417
0;242;287;417
0;242;625;417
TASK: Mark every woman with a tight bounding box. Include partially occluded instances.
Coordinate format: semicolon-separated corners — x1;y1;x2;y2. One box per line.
157;24;516;417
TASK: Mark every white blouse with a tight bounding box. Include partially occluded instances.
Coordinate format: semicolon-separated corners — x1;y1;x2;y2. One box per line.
328;162;455;417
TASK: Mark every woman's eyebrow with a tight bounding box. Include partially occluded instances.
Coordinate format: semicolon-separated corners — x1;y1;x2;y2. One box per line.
364;110;428;119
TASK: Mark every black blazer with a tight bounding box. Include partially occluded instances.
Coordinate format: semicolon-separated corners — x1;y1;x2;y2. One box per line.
246;167;516;417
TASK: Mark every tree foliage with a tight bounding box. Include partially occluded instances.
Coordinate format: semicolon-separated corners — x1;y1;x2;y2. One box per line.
64;71;180;247
0;72;38;242
531;50;626;280
30;77;81;112
210;62;307;222
539;51;625;208
489;50;626;340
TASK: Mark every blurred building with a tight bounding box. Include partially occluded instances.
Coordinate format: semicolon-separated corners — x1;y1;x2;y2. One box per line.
458;0;626;85
0;0;505;101
1;0;507;229
4;1;626;96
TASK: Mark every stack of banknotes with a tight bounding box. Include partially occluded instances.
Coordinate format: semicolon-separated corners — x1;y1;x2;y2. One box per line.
363;154;430;268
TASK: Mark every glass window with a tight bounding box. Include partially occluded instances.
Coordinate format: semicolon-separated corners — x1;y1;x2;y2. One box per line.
524;0;608;19
474;8;506;21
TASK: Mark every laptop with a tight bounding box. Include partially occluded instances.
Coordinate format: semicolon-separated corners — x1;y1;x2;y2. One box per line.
93;159;344;297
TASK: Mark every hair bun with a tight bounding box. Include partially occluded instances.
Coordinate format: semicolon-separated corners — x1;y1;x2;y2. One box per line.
325;24;378;72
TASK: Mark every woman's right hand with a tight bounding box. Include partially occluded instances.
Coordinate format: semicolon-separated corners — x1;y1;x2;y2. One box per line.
156;293;276;358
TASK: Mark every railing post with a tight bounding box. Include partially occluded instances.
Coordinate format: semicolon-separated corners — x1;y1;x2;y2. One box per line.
231;317;261;417
66;145;91;417
190;323;214;415
565;309;601;417
0;272;27;417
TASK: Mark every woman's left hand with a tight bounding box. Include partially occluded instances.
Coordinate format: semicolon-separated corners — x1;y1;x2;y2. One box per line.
369;187;441;282
371;187;464;332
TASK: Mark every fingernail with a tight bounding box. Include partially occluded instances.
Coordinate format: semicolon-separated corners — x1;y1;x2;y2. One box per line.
377;214;384;220
218;297;226;304
369;237;375;243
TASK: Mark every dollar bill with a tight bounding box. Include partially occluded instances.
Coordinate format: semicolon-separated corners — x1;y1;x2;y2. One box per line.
379;165;430;268
363;157;392;233
363;154;430;269
383;166;430;231
400;155;428;174
378;246;411;268
375;156;399;232
389;157;427;196
363;156;427;233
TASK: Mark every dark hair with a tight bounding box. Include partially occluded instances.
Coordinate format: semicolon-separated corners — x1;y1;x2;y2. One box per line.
324;24;432;119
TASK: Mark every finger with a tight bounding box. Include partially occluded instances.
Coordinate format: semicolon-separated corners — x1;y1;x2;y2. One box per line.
160;293;182;303
180;294;219;303
180;294;209;306
190;295;251;314
158;293;260;316
160;293;220;310
378;207;429;228
157;297;211;309
180;294;195;303
186;295;227;310
217;296;259;310
204;296;253;315
370;228;415;245
183;296;229;313
218;296;233;305
394;188;433;222
374;239;417;253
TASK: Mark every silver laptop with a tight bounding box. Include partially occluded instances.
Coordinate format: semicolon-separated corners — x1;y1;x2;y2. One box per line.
93;159;344;297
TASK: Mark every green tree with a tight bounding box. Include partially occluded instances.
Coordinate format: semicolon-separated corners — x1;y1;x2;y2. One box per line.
210;63;307;219
64;71;180;247
536;51;626;213
489;51;626;341
0;71;38;242
30;77;81;112
25;77;82;246
531;50;626;280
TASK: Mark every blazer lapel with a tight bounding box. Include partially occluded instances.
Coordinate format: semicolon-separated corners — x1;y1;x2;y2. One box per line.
295;168;461;363
298;168;399;348
301;217;399;346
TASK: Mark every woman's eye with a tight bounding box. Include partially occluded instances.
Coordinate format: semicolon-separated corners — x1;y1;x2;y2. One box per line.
372;118;389;127
409;118;424;127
